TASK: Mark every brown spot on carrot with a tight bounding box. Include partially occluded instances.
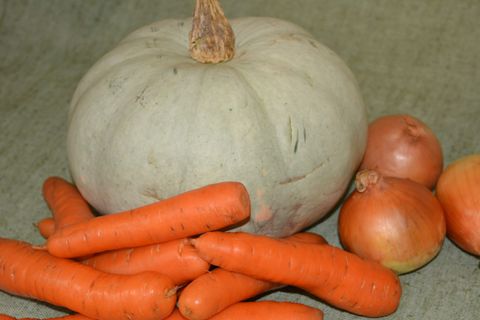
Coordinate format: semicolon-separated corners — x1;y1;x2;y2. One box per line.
177;240;186;256
343;254;350;275
125;248;134;263
32;244;47;250
287;257;293;270
182;306;193;318
89;279;96;290
359;278;366;289
329;283;340;295
165;286;178;298
383;284;390;298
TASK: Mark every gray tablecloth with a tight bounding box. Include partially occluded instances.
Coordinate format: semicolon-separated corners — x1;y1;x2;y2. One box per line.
1;0;479;319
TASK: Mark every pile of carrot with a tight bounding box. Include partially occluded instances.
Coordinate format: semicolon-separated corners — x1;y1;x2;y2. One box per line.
0;177;403;320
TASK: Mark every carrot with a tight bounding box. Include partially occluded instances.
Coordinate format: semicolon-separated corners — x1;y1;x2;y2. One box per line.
42;176;95;230
0;314;92;320
36;177;95;240
178;232;327;320
178;268;275;320
0;237;177;320
164;302;323;320
82;238;210;285
46;182;250;258
282;231;328;245
208;301;323;320
35;217;56;239
164;309;188;320
190;231;402;317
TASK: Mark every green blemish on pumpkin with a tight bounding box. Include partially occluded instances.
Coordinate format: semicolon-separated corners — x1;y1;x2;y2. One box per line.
294;133;299;153
288;116;293;143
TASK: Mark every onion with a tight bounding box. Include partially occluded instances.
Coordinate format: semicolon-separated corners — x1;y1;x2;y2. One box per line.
359;114;443;189
436;154;480;256
338;169;446;274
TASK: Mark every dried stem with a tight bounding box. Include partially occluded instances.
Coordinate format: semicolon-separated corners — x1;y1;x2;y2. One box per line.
355;169;380;192
189;0;235;63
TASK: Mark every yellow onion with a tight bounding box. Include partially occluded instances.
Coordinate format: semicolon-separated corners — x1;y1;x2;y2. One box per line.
436;154;480;256
338;169;446;274
359;114;443;189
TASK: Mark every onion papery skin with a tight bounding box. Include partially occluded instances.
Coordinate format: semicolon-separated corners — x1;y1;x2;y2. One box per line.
359;114;443;189
436;154;480;256
338;170;446;274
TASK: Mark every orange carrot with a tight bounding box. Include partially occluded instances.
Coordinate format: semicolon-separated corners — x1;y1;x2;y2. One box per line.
163;302;323;320
282;231;328;245
191;231;402;317
46;182;250;258
179;268;275;320
178;232;327;320
82;238;210;285
0;314;92;320
42;176;95;230
0;237;177;320
164;309;188;320
35;217;56;239
208;301;323;320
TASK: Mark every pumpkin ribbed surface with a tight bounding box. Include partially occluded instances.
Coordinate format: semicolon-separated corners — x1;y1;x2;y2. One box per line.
67;17;367;236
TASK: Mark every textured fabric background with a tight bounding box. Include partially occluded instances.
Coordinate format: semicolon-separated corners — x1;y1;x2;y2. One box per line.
0;0;479;319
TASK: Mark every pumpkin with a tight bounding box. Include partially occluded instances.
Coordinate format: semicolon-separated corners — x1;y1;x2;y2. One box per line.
67;0;367;236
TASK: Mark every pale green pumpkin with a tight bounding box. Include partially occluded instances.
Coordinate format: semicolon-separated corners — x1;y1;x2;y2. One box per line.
67;1;367;236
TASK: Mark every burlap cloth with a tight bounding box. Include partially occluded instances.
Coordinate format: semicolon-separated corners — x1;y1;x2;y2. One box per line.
0;0;478;318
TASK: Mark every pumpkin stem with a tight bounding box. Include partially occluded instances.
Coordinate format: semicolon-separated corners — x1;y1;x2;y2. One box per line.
189;0;235;63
